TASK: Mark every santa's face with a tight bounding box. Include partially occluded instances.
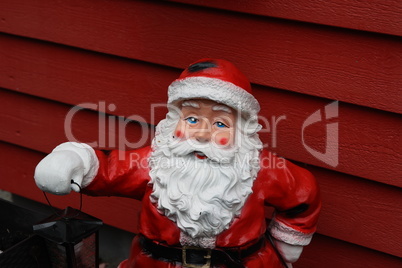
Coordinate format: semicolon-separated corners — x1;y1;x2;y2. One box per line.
174;99;237;159
149;98;262;241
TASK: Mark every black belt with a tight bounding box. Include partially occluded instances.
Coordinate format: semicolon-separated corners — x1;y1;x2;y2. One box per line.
139;234;265;268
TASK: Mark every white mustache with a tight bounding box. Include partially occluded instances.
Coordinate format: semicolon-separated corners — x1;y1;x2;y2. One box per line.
168;139;237;163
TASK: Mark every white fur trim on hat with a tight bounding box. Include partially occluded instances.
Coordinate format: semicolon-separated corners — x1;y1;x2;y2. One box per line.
168;77;260;117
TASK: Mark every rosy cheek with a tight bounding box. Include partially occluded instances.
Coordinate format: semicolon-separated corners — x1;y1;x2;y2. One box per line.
219;138;228;145
175;130;184;139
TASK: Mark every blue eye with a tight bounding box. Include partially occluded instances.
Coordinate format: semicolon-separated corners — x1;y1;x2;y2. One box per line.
186;117;198;124
215;121;228;128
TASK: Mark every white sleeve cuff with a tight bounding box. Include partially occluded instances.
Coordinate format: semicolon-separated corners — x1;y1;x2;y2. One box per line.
53;142;99;188
268;218;314;246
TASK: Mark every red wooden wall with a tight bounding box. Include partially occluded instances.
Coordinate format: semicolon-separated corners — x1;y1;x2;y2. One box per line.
0;0;401;267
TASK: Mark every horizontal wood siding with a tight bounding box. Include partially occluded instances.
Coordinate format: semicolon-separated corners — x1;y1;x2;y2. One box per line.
0;0;401;113
299;234;402;268
168;0;402;37
0;0;400;267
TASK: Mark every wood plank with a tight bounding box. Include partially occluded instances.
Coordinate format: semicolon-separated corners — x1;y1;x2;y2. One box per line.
1;141;401;257
0;34;174;125
255;85;402;188
0;0;401;113
309;165;402;257
0;89;153;153
1;78;401;187
168;0;402;37
298;234;402;268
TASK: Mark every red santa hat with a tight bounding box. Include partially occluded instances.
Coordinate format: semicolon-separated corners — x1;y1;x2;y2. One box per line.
168;59;260;117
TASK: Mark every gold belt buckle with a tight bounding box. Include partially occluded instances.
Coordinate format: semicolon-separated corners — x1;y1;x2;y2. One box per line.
182;246;212;268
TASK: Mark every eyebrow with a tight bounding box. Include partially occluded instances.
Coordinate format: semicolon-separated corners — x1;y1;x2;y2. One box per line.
212;104;232;114
181;101;200;108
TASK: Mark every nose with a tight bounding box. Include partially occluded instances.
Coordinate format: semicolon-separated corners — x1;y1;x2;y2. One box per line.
194;120;211;143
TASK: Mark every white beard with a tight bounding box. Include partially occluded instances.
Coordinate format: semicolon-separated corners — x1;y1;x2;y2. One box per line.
148;110;262;240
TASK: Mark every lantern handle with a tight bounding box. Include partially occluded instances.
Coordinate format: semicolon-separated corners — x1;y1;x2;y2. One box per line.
42;180;83;219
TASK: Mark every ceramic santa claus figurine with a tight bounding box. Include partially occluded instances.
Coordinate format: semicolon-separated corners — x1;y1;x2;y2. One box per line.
35;59;320;268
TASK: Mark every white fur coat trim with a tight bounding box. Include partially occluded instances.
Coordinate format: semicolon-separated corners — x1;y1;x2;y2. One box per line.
269;218;314;246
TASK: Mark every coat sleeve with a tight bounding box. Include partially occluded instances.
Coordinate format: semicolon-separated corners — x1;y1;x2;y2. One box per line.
82;146;152;200
258;150;321;246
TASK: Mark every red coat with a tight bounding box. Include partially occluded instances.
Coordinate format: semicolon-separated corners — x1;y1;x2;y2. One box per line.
83;146;320;268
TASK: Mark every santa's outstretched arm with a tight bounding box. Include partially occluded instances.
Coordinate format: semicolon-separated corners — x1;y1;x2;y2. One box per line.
34;142;151;199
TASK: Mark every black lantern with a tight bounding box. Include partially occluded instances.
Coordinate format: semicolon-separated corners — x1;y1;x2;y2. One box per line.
33;207;102;268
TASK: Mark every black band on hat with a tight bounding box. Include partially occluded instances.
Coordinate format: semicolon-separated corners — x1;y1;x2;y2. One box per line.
188;61;217;73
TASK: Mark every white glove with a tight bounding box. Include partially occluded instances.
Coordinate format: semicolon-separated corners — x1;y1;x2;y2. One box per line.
34;142;99;195
273;238;304;264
